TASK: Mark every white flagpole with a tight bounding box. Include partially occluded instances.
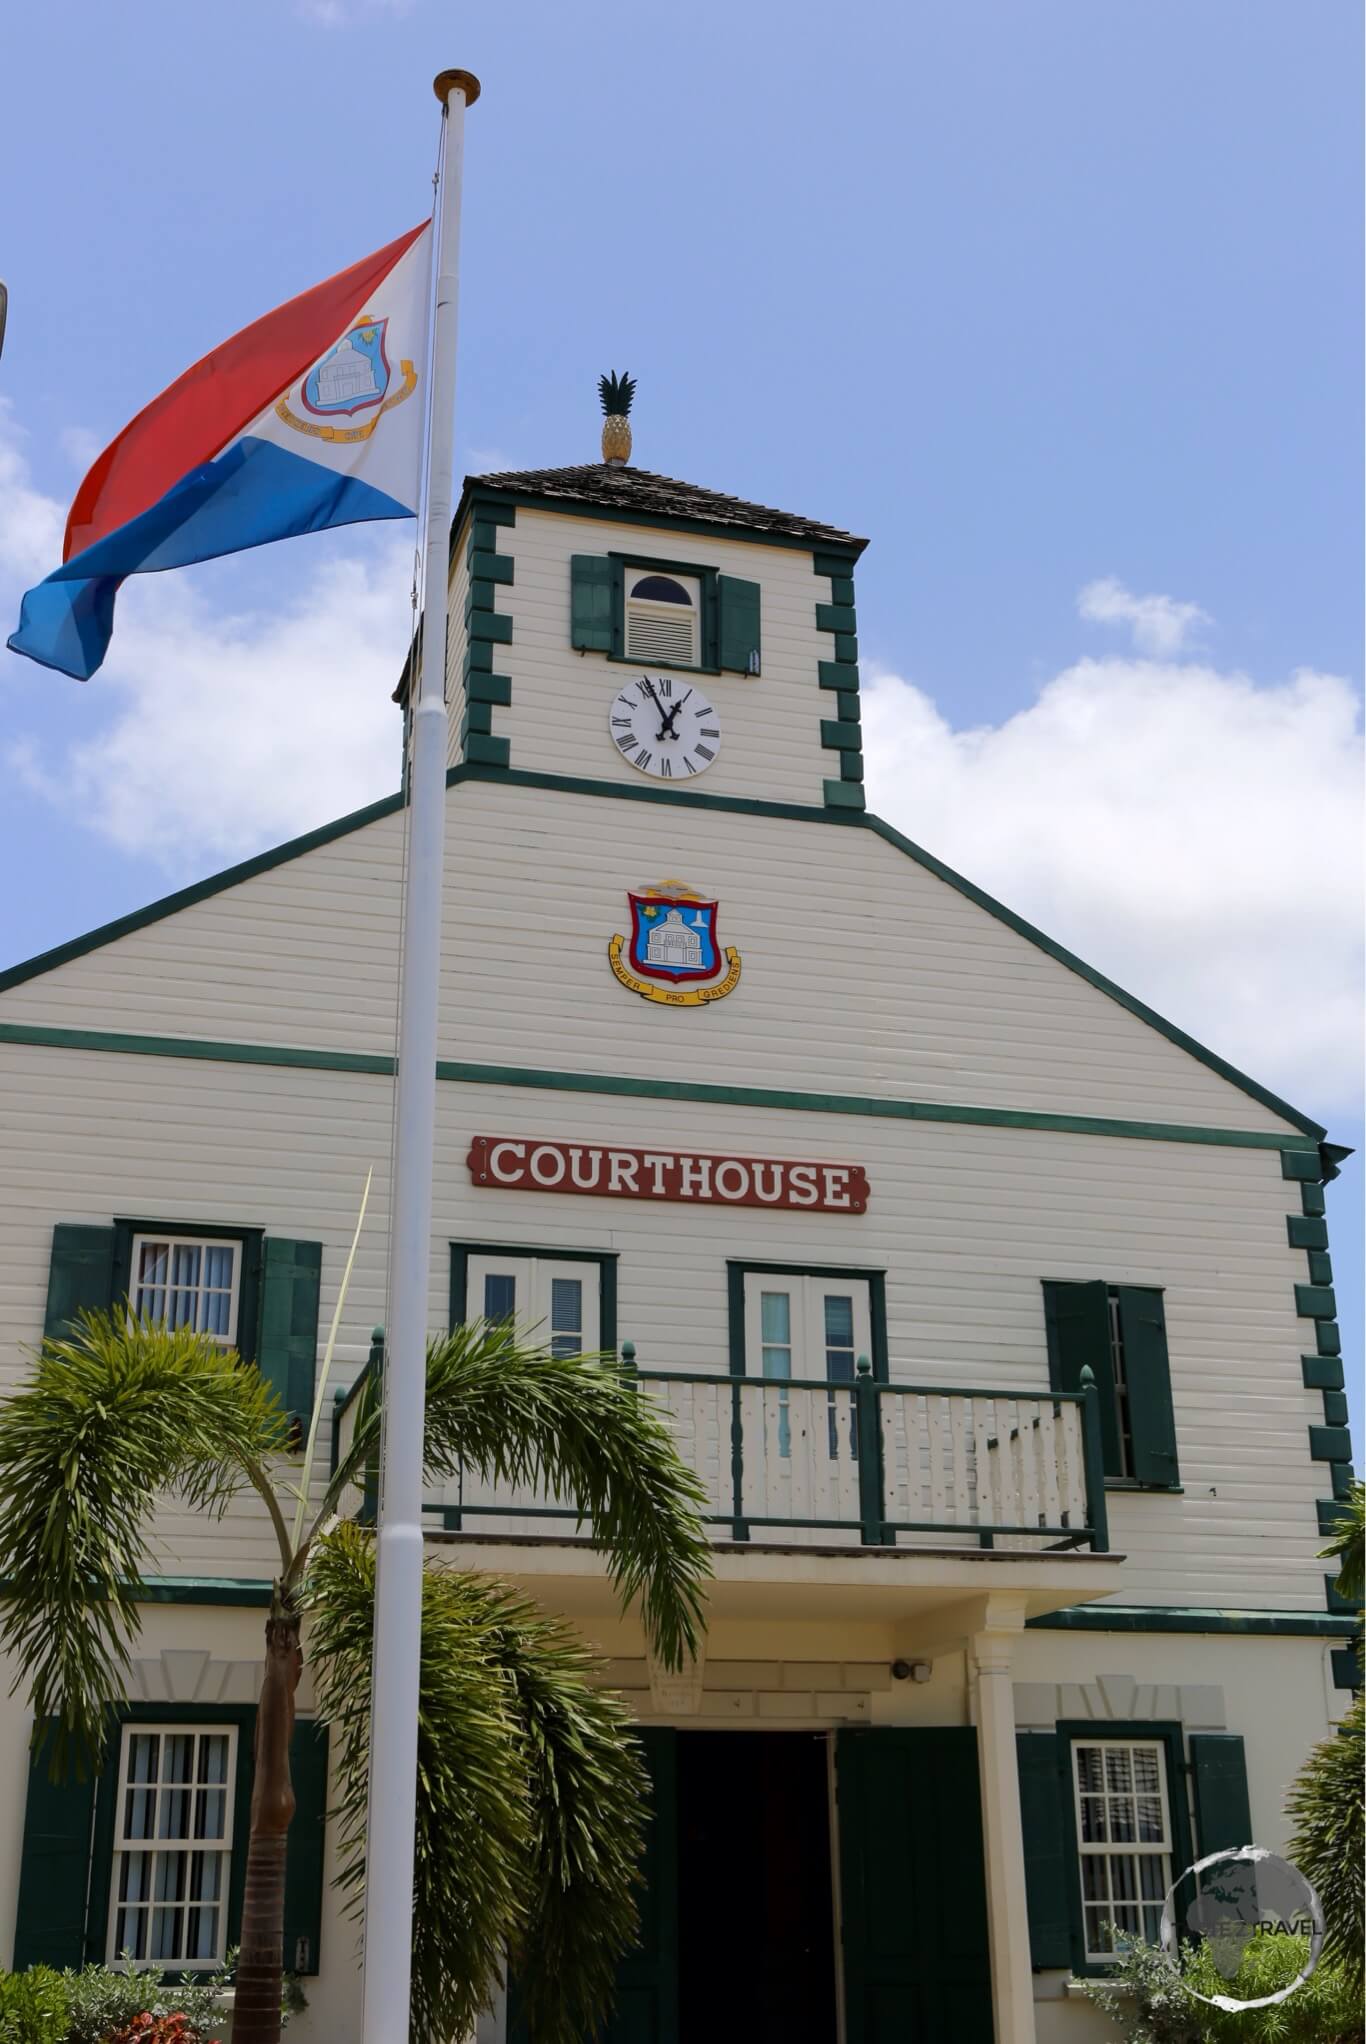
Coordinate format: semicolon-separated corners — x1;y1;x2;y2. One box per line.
360;66;479;2044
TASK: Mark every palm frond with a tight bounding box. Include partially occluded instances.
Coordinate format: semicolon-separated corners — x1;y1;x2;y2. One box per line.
1286;1695;1364;1994
0;1311;290;1768
1320;1478;1364;1609
346;1321;711;1668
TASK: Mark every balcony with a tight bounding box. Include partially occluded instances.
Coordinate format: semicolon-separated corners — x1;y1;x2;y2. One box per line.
332;1338;1111;1556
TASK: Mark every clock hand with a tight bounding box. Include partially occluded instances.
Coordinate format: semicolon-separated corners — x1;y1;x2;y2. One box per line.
657;688;692;738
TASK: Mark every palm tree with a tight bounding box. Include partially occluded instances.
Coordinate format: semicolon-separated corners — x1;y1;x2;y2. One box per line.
0;1310;711;2044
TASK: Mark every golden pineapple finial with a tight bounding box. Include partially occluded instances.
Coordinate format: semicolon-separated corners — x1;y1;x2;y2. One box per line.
599;371;635;465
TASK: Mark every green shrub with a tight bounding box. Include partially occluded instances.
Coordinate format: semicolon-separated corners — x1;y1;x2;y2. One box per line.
1081;1931;1364;2043
0;1968;70;2044
59;1965;226;2044
1288;1696;1365;1998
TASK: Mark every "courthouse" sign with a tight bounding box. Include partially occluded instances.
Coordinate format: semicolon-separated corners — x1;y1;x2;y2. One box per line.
466;1137;869;1214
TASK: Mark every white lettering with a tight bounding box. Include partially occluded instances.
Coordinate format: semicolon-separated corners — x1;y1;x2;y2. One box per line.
788;1165;819;1206
529;1145;566;1187
751;1162;784;1203
713;1159;750;1200
608;1152;640;1193
488;1142;526;1184
642;1154;672;1195
678;1155;713;1198
568;1147;603;1191
821;1167;852;1209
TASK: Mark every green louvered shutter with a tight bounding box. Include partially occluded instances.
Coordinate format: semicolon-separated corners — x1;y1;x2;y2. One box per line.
717;575;761;673
1117;1287;1179;1488
44;1223;117;1339
1016;1731;1072;1968
257;1239;322;1422
1045;1279;1120;1477
1191;1734;1252;1855
283;1720;329;1975
570;555;616;651
13;1720;97;1968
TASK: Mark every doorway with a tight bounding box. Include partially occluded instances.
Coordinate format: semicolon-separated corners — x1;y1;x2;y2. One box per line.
677;1732;838;2044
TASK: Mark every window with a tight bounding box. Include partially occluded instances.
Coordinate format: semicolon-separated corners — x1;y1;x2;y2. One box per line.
741;1270;873;1460
1042;1280;1179;1488
465;1251;603;1358
109;1725;237;1968
1070;1738;1174;1960
569;554;761;675
131;1235;241;1345
625;568;700;667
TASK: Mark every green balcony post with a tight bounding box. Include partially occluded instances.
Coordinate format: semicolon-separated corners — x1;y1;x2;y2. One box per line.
854;1355;884;1547
1079;1365;1110;1552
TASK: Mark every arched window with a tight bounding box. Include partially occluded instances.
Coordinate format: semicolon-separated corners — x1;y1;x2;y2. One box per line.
626;567;701;665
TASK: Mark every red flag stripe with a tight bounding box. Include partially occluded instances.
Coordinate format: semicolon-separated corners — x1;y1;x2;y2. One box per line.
64;221;428;561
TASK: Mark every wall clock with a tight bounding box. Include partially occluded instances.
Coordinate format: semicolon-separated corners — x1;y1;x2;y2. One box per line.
608;675;722;779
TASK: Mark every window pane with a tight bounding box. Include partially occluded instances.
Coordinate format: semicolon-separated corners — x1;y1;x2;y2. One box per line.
1110;1797;1136;1842
760;1292;791;1344
549;1278;583;1357
483;1273;516;1321
1075;1746;1104;1794
170;1243;202;1292
128;1733;160;1785
1139;1856;1166;1900
630;574;692;605
1136;1795;1164;1842
823;1295;854;1346
1132;1748;1161;1795
198;1735;229;1785
203;1244;234;1290
1079;1796;1107;1843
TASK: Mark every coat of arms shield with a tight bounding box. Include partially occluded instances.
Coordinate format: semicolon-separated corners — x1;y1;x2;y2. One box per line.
302;316;392;419
627;888;721;983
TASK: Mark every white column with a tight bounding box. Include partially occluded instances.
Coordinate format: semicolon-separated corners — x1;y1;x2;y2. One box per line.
971;1625;1037;2044
360;67;479;2044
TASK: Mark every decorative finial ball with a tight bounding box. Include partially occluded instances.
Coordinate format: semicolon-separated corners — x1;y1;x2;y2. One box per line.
599;371;635;465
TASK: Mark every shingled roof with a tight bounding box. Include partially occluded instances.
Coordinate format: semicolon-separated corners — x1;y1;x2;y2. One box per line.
462;463;868;554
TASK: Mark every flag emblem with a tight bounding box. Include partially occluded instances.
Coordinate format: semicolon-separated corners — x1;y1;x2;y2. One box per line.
302;317;392;418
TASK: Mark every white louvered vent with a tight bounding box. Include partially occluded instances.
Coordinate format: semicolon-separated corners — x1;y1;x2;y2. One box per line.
626;605;696;665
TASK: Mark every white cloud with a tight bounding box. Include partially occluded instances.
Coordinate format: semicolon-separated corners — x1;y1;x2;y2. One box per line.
1;409;408;863
862;655;1364;1115
1078;575;1211;656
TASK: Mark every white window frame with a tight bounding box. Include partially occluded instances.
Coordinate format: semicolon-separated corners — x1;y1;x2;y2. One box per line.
129;1233;242;1347
624;567;701;667
1070;1737;1175;1962
742;1271;872;1462
468;1253;601;1358
108;1722;238;1971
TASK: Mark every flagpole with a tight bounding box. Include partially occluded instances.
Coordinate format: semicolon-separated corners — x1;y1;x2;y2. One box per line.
361;66;479;2044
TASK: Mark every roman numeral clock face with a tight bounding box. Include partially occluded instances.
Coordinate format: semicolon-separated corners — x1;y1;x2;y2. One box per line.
609;676;722;779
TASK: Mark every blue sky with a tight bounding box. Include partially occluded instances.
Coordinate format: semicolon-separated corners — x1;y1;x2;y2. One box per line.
1;0;1360;1445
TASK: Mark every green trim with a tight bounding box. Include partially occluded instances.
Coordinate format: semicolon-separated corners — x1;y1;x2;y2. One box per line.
1282;1149;1322;1181
466;733;511;768
468;548;514;585
819;660;859;691
816;601;857;636
1288;1215;1329;1249
1332;1460;1357;1500
467;672;512;707
449;1241;618;1354
1027;1605;1356;1636
0;1018;1325;1155
0;758;1327;1142
1316;1320;1342;1357
452;480;867;561
1310;1424;1353;1462
824;778;866;810
1303;1355;1345;1390
1296;1284;1337;1319
1318;1498;1351;1537
1301;1182;1327;1216
820;718;862;751
458;507;514;763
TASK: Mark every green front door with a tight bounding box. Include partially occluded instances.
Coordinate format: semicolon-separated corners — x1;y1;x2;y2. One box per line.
836;1728;993;2044
509;1726;678;2044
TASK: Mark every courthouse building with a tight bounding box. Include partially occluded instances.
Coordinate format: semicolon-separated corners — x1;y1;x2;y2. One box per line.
0;436;1356;2044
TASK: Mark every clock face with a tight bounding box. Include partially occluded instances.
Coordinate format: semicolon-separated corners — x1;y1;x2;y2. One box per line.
608;675;722;780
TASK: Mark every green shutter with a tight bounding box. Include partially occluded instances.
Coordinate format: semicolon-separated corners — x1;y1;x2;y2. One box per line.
13;1720;97;1968
1190;1733;1252;1855
1116;1287;1179;1488
1016;1730;1071;1968
570;554;616;652
1045;1280;1121;1478
837;1729;992;2043
717;575;761;673
283;1720;329;1976
257;1239;322;1421
44;1223;117;1339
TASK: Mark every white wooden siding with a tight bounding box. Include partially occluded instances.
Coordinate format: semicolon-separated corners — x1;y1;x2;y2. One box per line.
0;778;1298;1133
0;1040;1329;1607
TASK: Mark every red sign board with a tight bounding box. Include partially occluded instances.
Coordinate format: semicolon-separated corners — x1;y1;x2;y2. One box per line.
466;1137;869;1214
